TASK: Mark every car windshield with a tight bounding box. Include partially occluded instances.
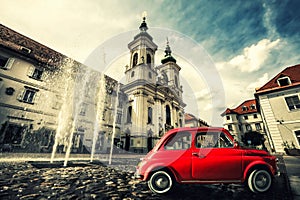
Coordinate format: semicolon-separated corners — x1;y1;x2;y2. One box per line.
195;131;233;148
164;131;191;150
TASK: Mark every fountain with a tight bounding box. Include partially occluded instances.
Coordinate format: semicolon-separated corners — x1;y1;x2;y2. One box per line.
109;83;120;165
90;72;106;163
30;58;110;168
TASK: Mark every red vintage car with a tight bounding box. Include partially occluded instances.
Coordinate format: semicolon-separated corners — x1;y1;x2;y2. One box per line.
135;127;278;194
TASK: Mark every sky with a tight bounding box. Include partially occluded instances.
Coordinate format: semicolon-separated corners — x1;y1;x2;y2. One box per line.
1;0;299;126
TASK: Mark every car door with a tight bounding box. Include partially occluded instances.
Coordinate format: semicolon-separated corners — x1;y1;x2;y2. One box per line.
160;130;192;180
192;131;243;181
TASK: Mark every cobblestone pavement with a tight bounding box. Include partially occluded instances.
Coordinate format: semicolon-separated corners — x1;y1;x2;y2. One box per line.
0;156;293;200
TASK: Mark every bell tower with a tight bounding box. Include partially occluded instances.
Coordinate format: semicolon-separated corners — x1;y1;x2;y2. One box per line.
157;39;183;98
125;15;158;84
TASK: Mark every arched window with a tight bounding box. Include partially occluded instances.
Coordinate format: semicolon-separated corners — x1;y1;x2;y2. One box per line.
148;72;152;79
127;106;132;123
148;107;153;124
175;75;178;87
131;71;135;77
179;119;182;127
166;105;171;125
146;53;151;64
133;53;138;67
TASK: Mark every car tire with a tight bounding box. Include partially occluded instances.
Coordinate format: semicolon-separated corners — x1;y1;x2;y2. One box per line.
148;170;173;194
248;169;272;193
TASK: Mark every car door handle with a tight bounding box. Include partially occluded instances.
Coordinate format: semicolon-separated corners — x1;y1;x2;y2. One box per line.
192;153;206;158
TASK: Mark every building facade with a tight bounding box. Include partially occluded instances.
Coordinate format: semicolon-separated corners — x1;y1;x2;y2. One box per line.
221;99;267;145
119;17;186;153
255;64;300;153
0;24;120;153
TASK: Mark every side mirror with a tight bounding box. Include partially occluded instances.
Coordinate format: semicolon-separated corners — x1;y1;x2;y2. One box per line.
234;141;239;148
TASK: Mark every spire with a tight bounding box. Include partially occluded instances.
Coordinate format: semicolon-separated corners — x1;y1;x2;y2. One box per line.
164;37;172;56
161;38;176;64
139;11;148;32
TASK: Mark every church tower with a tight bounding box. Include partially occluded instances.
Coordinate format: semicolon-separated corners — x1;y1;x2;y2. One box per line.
125;16;158;85
157;39;183;99
120;16;185;153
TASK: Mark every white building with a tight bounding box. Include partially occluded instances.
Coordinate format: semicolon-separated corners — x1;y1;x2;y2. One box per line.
221;99;266;145
255;64;300;153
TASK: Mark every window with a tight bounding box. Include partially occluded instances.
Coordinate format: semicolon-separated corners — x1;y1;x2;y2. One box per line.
253;114;258;119
285;96;300;111
175;75;178;87
277;77;291;86
0;56;14;70
133;53;138;66
250;104;256;110
255;123;262;130
294;130;300;146
226;116;230;120
146;53;151;64
79;103;88;116
148;72;152;79
40;128;54;147
246;124;252;131
166;105;171;125
17;87;39;104
147;107;153;124
2;123;27;145
28;67;44;80
228;124;233;131
131;71;135;77
117;113;122;124
164;131;191;150
127;106;132;123
244;115;248;120
242;106;248;111
195;131;233;148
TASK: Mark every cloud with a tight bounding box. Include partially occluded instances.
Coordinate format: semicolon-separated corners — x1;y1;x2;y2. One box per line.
217;38;280;72
246;73;269;92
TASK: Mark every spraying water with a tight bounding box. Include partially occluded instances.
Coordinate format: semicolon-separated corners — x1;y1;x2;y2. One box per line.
90;73;106;162
50;59;76;164
109;83;120;165
49;59;104;166
63;66;93;167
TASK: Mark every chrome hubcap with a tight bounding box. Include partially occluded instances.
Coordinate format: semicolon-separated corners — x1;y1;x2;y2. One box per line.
256;174;268;188
155;177;168;189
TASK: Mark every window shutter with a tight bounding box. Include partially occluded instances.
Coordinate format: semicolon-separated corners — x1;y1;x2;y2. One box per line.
27;66;35;77
33;91;40;104
5;58;15;69
17;88;25;101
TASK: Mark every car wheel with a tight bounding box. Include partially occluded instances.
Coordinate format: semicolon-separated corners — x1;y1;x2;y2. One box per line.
148;170;173;194
248;169;272;193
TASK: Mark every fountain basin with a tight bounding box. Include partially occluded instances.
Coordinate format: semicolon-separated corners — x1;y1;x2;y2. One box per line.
28;160;105;169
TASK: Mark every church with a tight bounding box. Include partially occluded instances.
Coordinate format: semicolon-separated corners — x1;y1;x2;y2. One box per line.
118;17;186;153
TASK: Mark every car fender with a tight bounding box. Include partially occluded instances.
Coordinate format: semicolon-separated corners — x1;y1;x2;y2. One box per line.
144;163;180;182
243;160;274;180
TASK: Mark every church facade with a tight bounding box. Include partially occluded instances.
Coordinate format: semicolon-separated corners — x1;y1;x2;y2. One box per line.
119;17;186;153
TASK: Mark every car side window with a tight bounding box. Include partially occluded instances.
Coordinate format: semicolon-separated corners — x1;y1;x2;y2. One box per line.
195;131;233;148
217;132;234;148
164;131;191;150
